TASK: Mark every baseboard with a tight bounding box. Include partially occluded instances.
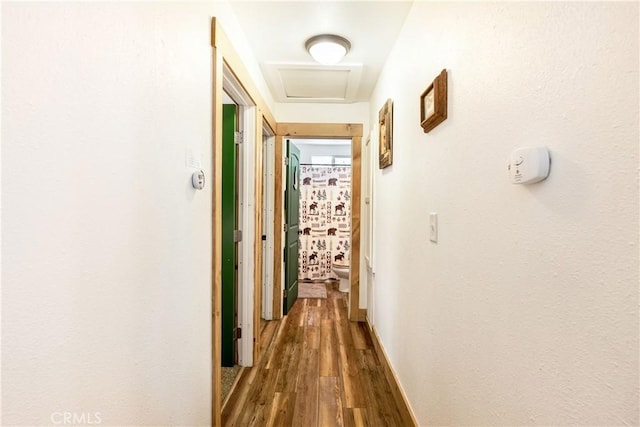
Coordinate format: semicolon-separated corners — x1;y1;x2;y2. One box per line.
358;308;367;322
366;318;419;427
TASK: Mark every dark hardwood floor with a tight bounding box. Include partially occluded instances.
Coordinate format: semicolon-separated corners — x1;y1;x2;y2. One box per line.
222;282;407;426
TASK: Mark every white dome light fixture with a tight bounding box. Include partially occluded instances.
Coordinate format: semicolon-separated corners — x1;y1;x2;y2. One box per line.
305;34;351;65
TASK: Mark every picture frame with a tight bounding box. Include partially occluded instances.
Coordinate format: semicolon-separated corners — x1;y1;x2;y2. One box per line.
378;99;393;169
420;69;448;133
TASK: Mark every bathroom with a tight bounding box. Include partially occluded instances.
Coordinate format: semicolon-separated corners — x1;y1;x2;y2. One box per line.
293;138;352;293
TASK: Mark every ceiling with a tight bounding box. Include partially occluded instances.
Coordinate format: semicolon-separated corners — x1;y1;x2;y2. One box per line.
229;1;413;104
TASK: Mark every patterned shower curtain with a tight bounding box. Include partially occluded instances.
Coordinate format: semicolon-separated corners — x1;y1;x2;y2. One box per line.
298;166;351;281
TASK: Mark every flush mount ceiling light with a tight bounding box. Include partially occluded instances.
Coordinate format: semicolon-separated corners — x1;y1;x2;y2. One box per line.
305;34;351;65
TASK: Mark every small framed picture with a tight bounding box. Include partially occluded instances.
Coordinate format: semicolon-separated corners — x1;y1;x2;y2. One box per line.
379;99;393;169
420;69;448;133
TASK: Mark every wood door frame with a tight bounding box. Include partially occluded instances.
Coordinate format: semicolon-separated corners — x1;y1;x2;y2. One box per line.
274;123;364;322
211;18;276;427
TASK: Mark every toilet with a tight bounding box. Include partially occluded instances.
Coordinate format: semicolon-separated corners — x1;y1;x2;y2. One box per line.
332;259;350;293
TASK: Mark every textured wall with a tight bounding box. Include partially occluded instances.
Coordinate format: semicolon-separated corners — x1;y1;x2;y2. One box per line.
1;2;271;425
275;102;370;133
295;142;352;165
369;2;639;425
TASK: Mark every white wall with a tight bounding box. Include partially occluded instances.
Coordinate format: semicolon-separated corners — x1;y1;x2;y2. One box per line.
275;101;370;135
293;141;352;165
1;2;271;425
369;2;639;425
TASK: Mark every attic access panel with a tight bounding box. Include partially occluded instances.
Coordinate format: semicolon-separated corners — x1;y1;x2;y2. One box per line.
281;69;349;99
262;63;362;103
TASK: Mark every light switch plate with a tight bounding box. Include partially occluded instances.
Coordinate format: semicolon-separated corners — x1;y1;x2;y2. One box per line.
430;213;438;243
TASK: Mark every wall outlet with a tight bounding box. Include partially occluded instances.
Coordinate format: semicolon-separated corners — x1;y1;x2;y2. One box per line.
430;213;438;243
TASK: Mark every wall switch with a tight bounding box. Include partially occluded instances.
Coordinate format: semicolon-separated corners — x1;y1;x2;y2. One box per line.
429;213;438;243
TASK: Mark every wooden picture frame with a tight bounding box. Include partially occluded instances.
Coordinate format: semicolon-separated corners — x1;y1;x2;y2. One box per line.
420;69;448;133
379;99;393;169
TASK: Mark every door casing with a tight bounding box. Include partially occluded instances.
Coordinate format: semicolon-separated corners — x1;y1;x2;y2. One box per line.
211;17;277;427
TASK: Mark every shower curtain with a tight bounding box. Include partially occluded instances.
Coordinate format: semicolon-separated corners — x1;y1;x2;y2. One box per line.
298;166;351;281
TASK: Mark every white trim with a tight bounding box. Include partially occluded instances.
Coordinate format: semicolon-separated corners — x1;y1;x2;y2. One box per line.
262;135;275;320
222;66;256;367
369;126;376;275
279;138;287;314
223;67;253;106
365;131;375;325
238;105;256;367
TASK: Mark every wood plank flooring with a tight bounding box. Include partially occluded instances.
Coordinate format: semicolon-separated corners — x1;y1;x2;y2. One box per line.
222;282;407;427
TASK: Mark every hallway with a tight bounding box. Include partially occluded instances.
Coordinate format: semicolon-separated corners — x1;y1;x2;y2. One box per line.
3;2;638;425
222;283;409;426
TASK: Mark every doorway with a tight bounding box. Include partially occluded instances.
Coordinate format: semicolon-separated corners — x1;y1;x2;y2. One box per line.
273;123;364;321
219;71;260;409
292;138;353;292
211;18;278;426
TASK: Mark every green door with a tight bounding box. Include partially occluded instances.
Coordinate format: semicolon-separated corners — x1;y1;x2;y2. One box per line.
221;104;237;367
284;140;300;315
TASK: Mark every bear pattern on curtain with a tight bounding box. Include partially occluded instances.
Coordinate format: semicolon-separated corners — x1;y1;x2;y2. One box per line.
298;166;351;281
